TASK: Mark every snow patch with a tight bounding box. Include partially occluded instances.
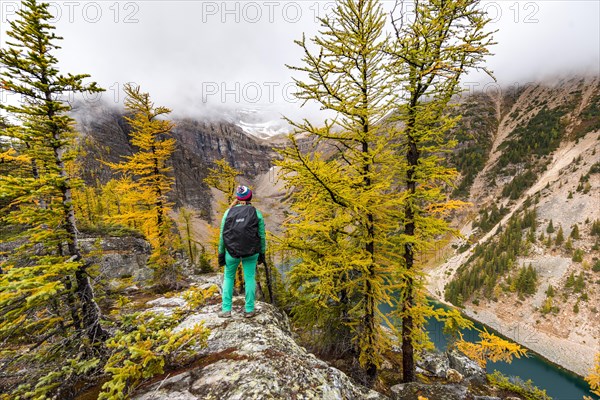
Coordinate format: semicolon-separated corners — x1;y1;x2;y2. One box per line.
231;107;291;139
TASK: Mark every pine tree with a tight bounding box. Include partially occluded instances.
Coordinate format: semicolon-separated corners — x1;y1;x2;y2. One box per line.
572;248;584;263
527;227;536;243
570;224;580;240
565;237;574;253
555;226;564;245
0;0;107;394
593;220;600;236
105;84;179;288
278;0;399;383
387;0;494;382
566;271;576;289
574;272;585;293
546;219;555;234
541;296;553;314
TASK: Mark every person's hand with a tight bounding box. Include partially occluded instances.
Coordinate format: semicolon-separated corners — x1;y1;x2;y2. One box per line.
218;253;226;267
258;253;266;266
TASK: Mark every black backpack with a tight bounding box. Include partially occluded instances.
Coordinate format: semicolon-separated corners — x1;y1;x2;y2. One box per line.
223;205;261;258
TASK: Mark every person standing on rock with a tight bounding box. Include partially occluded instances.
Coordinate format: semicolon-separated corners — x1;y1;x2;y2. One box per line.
218;185;266;318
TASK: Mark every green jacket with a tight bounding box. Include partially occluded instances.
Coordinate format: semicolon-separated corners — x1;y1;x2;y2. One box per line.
218;204;266;255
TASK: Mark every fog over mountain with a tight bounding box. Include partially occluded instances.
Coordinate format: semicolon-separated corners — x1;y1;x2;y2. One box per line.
1;0;598;123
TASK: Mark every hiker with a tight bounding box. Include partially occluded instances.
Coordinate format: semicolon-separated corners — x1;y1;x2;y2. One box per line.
218;185;266;318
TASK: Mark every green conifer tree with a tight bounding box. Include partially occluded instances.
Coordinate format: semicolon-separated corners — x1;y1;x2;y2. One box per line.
555;226;565;245
570;224;580;240
547;219;555;233
0;0;107;394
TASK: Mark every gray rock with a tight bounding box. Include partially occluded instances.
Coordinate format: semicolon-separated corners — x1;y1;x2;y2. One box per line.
446;368;464;383
391;382;468;400
147;297;188;308
80;236;152;281
473;396;501;400
132;300;388;400
194;273;223;291
123;285;140;294
135;389;196;400
417;350;449;378
447;349;486;384
144;295;188;316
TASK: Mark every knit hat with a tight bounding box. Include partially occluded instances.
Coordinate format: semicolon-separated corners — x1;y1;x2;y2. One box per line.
236;185;252;201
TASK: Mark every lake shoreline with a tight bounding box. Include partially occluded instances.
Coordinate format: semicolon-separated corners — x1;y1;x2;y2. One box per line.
427;295;592;379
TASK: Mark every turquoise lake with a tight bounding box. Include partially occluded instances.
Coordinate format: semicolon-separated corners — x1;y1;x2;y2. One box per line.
422;302;599;400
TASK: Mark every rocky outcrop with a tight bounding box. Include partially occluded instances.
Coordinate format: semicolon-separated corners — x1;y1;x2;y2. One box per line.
391;382;468;400
447;349;487;384
123;273;529;400
79;236;152;282
415;349;486;385
133;292;387;400
416;350;450;378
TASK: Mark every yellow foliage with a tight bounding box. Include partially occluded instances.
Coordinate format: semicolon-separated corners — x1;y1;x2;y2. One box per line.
586;352;600;396
456;329;527;368
103;84;180;285
104;84;175;248
203;158;240;209
100;311;209;400
182;286;217;310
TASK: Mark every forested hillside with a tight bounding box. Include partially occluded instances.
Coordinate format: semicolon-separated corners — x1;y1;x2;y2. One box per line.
429;76;600;377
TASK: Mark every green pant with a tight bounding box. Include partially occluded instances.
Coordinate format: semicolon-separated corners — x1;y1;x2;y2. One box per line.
222;252;259;313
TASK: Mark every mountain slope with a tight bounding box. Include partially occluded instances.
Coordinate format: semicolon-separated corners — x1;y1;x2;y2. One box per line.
428;75;600;376
72;101;278;218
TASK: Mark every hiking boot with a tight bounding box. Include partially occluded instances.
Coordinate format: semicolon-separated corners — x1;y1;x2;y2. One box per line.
244;311;256;319
218;311;232;318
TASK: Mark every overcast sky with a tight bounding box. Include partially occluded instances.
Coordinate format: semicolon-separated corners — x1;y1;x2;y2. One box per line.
1;0;599;122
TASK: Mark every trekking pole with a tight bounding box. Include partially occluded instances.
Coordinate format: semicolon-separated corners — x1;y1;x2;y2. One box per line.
263;259;273;304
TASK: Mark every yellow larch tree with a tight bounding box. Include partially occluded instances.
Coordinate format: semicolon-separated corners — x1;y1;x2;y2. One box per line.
105;83;180;288
586;353;600;397
387;0;495;381
278;0;402;384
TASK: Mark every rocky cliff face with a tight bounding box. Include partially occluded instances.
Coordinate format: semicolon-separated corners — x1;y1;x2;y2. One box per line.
72;101;277;218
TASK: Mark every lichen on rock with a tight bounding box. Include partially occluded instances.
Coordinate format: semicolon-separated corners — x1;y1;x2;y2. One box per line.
132;295;387;400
